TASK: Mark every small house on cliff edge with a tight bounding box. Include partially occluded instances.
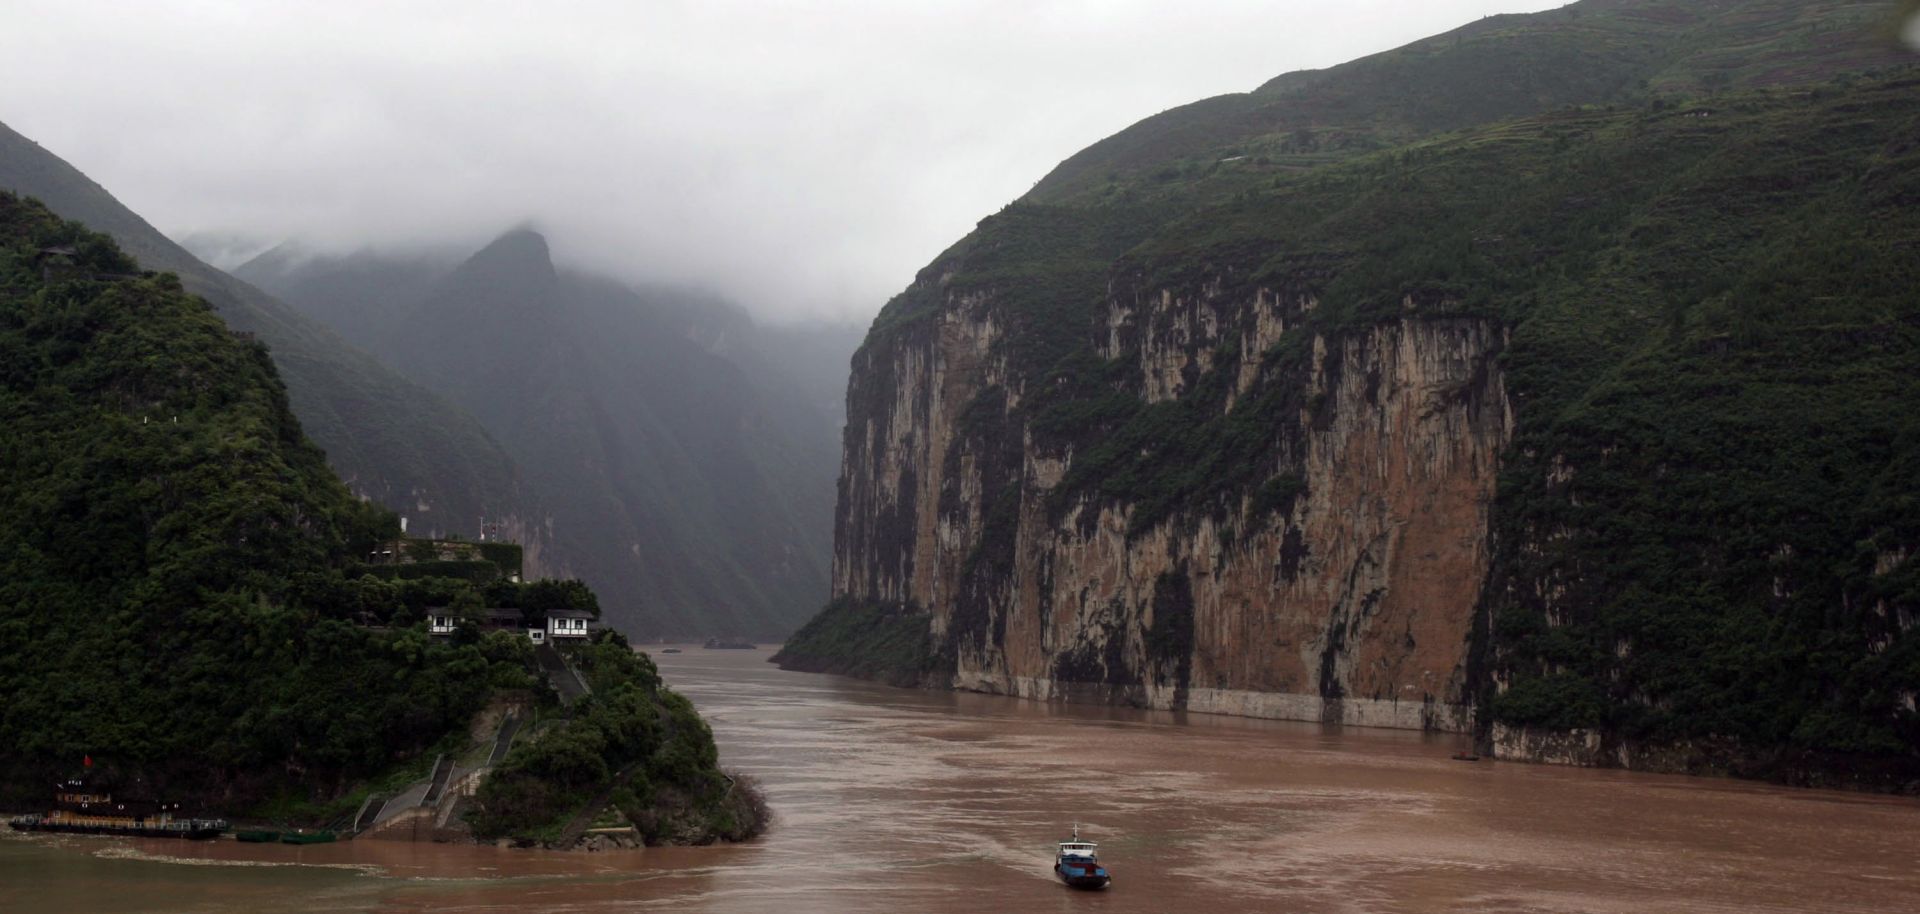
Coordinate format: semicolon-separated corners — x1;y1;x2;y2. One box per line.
428;608;598;643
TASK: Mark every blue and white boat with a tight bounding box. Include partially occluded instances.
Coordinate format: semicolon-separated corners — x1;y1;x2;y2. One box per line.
1054;824;1111;890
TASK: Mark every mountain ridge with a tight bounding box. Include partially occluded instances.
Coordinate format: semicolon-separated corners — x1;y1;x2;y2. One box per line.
0;119;551;557
240;227;856;638
1028;0;1911;204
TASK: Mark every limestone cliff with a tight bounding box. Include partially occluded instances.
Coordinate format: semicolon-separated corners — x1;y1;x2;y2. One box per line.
827;253;1510;730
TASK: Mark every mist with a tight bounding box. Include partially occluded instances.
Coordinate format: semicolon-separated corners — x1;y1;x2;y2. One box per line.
1;0;1562;323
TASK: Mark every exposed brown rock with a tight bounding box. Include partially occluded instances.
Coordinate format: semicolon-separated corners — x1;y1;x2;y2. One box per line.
833;273;1511;731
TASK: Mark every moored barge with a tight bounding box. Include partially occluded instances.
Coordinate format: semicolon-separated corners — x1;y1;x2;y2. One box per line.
7;777;227;840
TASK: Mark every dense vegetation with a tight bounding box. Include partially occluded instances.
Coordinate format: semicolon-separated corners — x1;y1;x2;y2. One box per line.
1027;0;1913;204
771;597;940;687
1475;82;1920;772
0;192;511;807
0;195;757;834
472;631;763;844
818;0;1920;785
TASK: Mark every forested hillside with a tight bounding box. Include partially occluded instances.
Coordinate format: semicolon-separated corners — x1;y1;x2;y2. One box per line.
787;0;1920;788
0;191;485;805
0;193;756;835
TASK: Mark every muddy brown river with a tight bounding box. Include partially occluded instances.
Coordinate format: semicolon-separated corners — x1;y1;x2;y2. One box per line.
4;647;1918;912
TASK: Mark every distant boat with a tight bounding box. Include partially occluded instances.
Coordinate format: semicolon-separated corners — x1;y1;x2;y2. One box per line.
1054;824;1111;890
702;638;756;650
235;829;279;843
660;648;683;654
1451;751;1481;762
280;829;336;845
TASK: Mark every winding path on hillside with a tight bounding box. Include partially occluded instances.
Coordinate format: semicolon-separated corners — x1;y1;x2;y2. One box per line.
552;761;642;848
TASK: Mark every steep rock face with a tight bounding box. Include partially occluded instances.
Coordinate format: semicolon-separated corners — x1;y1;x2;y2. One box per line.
835;274;1510;729
834;298;1005;607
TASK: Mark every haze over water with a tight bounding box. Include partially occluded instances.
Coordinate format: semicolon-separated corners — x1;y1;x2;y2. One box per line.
4;649;1918;913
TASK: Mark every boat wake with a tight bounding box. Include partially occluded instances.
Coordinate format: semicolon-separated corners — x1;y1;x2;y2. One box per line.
91;843;389;876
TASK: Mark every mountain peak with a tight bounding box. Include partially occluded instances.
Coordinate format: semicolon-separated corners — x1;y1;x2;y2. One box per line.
448;226;558;300
472;227;553;270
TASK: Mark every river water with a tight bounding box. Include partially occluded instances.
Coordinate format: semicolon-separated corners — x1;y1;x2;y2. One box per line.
4;647;1919;913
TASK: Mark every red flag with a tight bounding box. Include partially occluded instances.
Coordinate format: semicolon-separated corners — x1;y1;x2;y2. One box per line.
83;755;92;768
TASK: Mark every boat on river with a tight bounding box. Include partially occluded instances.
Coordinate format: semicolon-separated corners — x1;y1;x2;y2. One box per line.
1054;824;1111;890
7;776;227;840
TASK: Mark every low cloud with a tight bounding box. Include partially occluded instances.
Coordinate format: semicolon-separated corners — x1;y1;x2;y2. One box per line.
3;1;1559;322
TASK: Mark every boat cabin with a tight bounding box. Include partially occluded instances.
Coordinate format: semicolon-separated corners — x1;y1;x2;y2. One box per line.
1058;840;1098;859
47;778;174;828
8;775;229;840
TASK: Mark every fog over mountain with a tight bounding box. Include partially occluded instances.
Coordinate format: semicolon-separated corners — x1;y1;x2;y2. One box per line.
2;0;1565;324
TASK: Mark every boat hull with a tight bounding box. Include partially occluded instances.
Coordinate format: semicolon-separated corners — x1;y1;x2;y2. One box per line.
9;820;224;840
1055;864;1111;890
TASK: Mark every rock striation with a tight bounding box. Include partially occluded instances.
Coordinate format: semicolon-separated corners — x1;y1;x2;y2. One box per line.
831;262;1510;730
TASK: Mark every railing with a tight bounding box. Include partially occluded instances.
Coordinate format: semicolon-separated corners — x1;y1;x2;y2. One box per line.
420;754;452;806
348;793;383;834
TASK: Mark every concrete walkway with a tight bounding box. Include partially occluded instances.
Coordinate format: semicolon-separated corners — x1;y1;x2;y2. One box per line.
366;777;432;831
489;711;523;765
536;643;591;705
349;793;384;833
421;754;456;806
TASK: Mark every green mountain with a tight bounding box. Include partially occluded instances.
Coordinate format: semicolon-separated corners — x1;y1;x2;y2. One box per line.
0;121;547;551
0;191;758;839
237;233;852;638
0;190;489;804
1032;0;1913;203
788;0;1920;788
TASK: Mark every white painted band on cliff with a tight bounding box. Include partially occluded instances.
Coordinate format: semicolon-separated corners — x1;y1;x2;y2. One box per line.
953;671;1473;733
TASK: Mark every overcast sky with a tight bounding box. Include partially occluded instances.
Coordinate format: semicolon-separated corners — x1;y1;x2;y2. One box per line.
3;1;1565;323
